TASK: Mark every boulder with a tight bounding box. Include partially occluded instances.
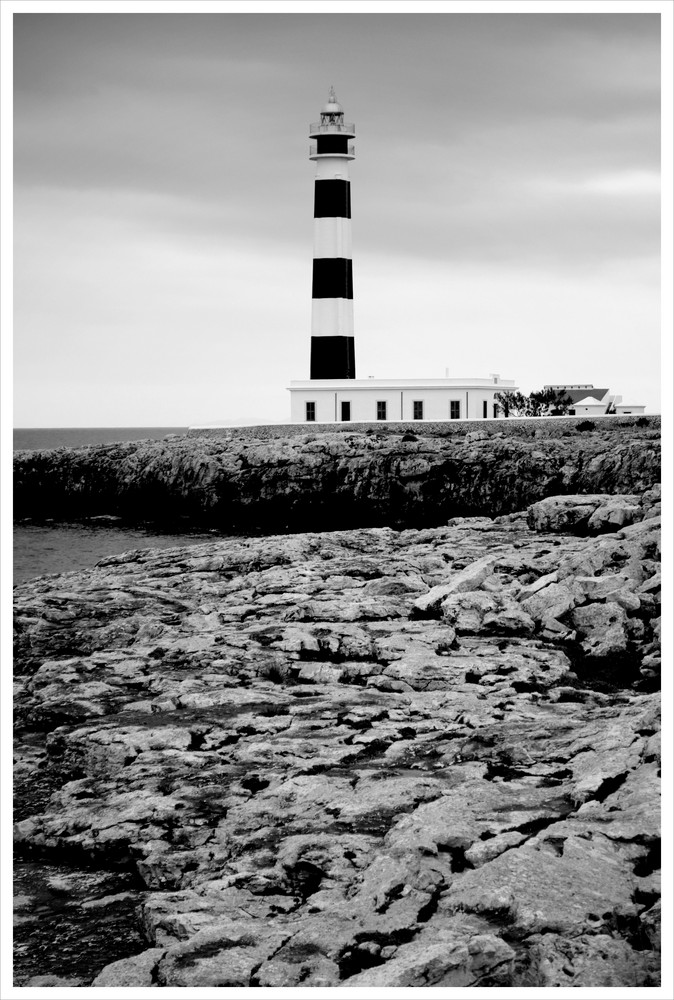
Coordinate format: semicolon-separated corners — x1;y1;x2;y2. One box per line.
572;575;641;612
570;602;630;659
441;592;535;636
527;495;608;533
156;922;290;987
92;948;166;987
527;494;644;536
517;570;558;599
523;933;659;988
520;582;578;623
345;923;515;987
411;555;500;615
443;834;640;937
587;498;643;533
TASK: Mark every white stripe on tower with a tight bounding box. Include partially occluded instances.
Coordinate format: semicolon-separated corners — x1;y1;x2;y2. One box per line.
313;217;352;259
308;88;356;379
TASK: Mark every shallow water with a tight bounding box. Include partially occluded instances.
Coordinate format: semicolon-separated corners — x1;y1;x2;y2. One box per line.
14;861;146;986
13;521;218;585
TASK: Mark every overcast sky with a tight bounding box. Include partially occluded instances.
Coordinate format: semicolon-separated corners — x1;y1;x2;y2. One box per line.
13;10;662;426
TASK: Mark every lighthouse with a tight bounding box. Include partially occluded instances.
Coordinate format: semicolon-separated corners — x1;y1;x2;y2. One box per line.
287;94;519;424
309;89;356;379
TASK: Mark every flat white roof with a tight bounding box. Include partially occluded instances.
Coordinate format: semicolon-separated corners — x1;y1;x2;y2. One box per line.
288;377;517;390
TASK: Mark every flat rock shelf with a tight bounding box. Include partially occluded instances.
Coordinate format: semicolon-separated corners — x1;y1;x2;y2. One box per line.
13;488;661;987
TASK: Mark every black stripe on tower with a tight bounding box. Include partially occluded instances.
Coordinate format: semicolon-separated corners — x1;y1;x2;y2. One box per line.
314;179;351;218
310;336;356;380
316;135;349;155
312;258;353;299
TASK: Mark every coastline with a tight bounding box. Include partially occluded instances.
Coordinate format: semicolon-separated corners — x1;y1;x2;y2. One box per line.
13;416;660;532
12;419;662;986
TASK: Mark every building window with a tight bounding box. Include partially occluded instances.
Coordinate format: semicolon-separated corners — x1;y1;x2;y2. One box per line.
450;400;461;420
306;401;316;422
376;401;387;421
413;400;424;420
341;401;351;421
482;400;488;419
493;403;499;418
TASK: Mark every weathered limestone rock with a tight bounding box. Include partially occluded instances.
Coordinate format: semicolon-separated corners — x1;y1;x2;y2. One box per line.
24;975;86;987
440;592;536;635
522;934;659;988
92;948;166;987
527;493;645;535
155;921;292;987
570;602;630;659
411;554;501;615
587;498;643;533
527;495;609;533
344;921;516;987
520;581;578;622
13;418;660;531
13;492;661;987
516;569;559;599
442;832;641;937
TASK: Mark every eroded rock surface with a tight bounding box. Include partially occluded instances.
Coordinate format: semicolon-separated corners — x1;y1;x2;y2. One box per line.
14;418;660;532
13;490;661;987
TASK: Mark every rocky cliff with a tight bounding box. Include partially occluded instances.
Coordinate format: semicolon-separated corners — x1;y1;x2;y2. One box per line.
14;489;661;987
13;417;660;531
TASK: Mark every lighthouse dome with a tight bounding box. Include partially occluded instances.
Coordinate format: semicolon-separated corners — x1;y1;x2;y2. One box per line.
321;87;343;114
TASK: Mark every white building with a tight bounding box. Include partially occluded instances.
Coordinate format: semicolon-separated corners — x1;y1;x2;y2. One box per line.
289;375;518;424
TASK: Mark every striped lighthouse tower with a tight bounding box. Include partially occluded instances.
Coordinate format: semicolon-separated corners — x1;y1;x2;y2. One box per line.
309;89;356;379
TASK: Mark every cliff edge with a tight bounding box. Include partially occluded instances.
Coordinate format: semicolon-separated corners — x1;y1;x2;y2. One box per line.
13;416;660;531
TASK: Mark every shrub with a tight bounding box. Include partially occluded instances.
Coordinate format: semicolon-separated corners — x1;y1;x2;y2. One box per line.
576;420;595;432
258;662;286;684
635;416;650;428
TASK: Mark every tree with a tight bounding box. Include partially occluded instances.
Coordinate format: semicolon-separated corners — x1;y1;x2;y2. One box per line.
526;388;574;416
494;391;529;418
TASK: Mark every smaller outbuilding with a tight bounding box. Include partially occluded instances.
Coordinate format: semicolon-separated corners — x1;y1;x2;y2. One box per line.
288;374;518;424
544;384;645;416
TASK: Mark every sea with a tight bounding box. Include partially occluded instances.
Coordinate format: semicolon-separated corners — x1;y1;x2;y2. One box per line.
12;427;217;585
13;426;188;452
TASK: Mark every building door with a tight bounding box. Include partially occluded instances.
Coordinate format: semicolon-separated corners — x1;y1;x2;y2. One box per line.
341;401;351;421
